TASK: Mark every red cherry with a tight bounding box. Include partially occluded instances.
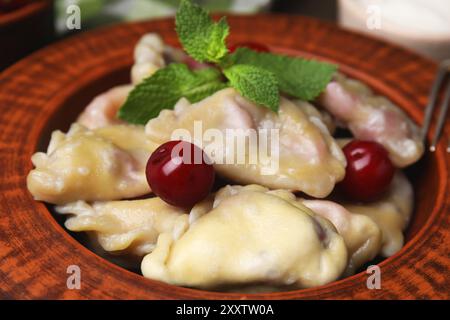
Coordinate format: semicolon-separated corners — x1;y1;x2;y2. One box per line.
229;41;270;53
182;55;211;70
146;140;215;208
339;140;395;202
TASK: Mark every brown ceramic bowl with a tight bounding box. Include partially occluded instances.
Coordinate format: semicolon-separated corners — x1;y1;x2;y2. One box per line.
0;0;54;70
0;15;448;299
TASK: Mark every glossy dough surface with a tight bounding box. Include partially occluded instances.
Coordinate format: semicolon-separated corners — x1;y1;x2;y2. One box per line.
77;33;167;130
320;74;424;167
145;88;346;198
56;198;189;256
131;33;166;84
342;172;414;257
141;185;348;289
77;85;132;130
301;199;382;274
27;124;156;204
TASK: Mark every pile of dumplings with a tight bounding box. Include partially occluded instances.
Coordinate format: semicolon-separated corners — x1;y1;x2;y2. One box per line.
27;33;422;291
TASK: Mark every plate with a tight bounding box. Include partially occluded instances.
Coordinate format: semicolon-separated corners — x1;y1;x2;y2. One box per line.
0;0;54;70
0;15;448;299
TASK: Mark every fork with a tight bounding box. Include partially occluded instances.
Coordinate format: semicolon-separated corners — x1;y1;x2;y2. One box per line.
421;59;450;152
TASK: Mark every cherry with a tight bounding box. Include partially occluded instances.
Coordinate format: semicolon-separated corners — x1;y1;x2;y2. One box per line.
146;140;215;209
339;140;395;202
182;55;210;70
229;41;270;53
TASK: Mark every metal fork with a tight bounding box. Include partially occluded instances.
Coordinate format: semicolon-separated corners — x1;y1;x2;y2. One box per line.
421;59;450;152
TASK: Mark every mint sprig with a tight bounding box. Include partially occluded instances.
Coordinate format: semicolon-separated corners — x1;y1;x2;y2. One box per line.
118;64;227;124
223;64;279;112
176;0;229;63
118;0;338;125
227;47;337;101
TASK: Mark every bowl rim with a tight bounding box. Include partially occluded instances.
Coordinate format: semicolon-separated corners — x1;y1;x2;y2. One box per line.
0;14;448;299
0;0;51;27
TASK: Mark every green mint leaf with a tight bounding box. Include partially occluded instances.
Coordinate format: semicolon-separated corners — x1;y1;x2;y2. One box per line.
176;0;229;63
118;64;227;124
223;64;279;112
227;48;337;101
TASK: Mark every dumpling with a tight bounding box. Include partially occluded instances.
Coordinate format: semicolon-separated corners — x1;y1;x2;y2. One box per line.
27;123;157;204
145;88;346;198
220;186;382;275
342;172;414;257
319;73;424;167
131;33;166;84
55;198;189;256
141;184;348;289
77;85;132;130
301;200;382;275
78;33;166;130
293;99;336;135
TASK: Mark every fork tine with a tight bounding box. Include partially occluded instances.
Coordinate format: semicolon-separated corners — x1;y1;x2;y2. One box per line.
421;62;449;142
430;81;450;151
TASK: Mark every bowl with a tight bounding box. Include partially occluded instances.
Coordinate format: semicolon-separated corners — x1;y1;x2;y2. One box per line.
0;15;448;299
0;0;54;70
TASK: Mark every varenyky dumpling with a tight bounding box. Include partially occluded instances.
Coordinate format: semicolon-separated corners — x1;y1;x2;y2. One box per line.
77;33;167;130
131;33;166;85
56;198;189;256
293;99;336;135
77;85;132;130
320;73;424;167
342;172;414;257
216;186;382;275
301;199;382;275
141;185;348;289
27;123;157;204
145;88;346;198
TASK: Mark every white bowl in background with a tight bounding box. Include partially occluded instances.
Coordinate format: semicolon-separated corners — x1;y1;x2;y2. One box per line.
338;0;450;61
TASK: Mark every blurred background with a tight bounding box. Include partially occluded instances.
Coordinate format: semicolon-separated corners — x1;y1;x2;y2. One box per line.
1;0;449;70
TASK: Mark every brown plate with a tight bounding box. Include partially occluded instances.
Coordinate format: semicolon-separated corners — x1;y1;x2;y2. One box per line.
0;15;449;299
0;0;54;70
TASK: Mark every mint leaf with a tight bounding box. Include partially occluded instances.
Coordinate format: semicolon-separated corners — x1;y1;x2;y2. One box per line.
176;0;229;63
227;48;337;101
223;64;279;112
119;0;339;125
118;64;227;124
